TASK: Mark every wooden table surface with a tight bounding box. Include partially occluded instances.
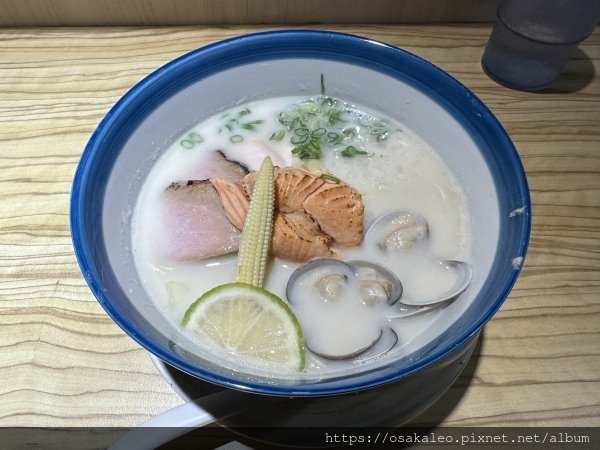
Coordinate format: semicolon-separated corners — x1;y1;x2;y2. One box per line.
1;24;599;437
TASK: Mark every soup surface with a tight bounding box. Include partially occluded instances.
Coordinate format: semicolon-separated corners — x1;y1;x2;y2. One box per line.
132;94;471;378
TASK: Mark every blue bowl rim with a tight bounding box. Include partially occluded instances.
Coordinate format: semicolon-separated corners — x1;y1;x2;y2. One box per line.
70;29;531;396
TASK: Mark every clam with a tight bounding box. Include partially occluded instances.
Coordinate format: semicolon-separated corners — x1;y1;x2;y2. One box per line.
346;259;403;306
386;260;472;318
286;258;401;360
398;259;472;307
381;258;473;318
348;327;398;363
286;259;403;308
309;328;399;362
307;328;382;361
365;209;429;252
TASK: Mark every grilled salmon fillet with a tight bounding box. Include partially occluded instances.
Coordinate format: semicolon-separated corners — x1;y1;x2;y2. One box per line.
212;167;363;262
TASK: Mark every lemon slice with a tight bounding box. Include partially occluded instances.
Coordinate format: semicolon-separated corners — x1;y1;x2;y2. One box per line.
182;282;305;371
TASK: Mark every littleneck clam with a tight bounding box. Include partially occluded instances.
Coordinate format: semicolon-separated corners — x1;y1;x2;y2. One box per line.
345;259;403;306
365;209;429;252
285;259;403;308
398;259;472;307
309;328;399;362
387;260;473;318
308;328;381;361
286;259;399;360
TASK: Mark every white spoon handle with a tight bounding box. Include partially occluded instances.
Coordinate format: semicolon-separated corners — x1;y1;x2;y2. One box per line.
108;389;269;450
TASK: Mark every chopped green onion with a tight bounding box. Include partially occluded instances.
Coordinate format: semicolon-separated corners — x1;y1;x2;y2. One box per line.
342;127;357;138
269;130;286;141
219;108;263;136
180;132;203;149
327;108;345;125
241;119;264;131
292;138;321;160
278;111;290;125
326;132;342;145
290;134;308;145
311;128;327;138
341;145;369;157
277;90;389;162
290;127;310;144
289;117;304;131
320;97;336;107
320;173;341;183
230;134;243;143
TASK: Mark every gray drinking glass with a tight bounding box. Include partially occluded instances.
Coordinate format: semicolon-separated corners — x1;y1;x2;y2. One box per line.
482;0;600;91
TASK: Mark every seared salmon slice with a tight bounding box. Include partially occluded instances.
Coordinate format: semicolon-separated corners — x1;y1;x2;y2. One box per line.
303;182;364;247
243;167;325;213
273;211;337;261
212;166;363;262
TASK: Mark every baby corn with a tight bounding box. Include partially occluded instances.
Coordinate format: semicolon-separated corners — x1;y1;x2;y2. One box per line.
234;156;275;288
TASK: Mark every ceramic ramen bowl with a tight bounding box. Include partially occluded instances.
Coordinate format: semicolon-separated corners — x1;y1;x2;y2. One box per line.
70;30;530;427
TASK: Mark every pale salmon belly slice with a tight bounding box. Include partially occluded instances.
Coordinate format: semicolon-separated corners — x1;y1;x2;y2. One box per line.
162;180;241;261
188;150;248;182
210;178;249;230
161;151;248;262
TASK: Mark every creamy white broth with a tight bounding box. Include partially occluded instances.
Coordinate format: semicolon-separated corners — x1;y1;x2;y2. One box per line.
131;95;471;377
